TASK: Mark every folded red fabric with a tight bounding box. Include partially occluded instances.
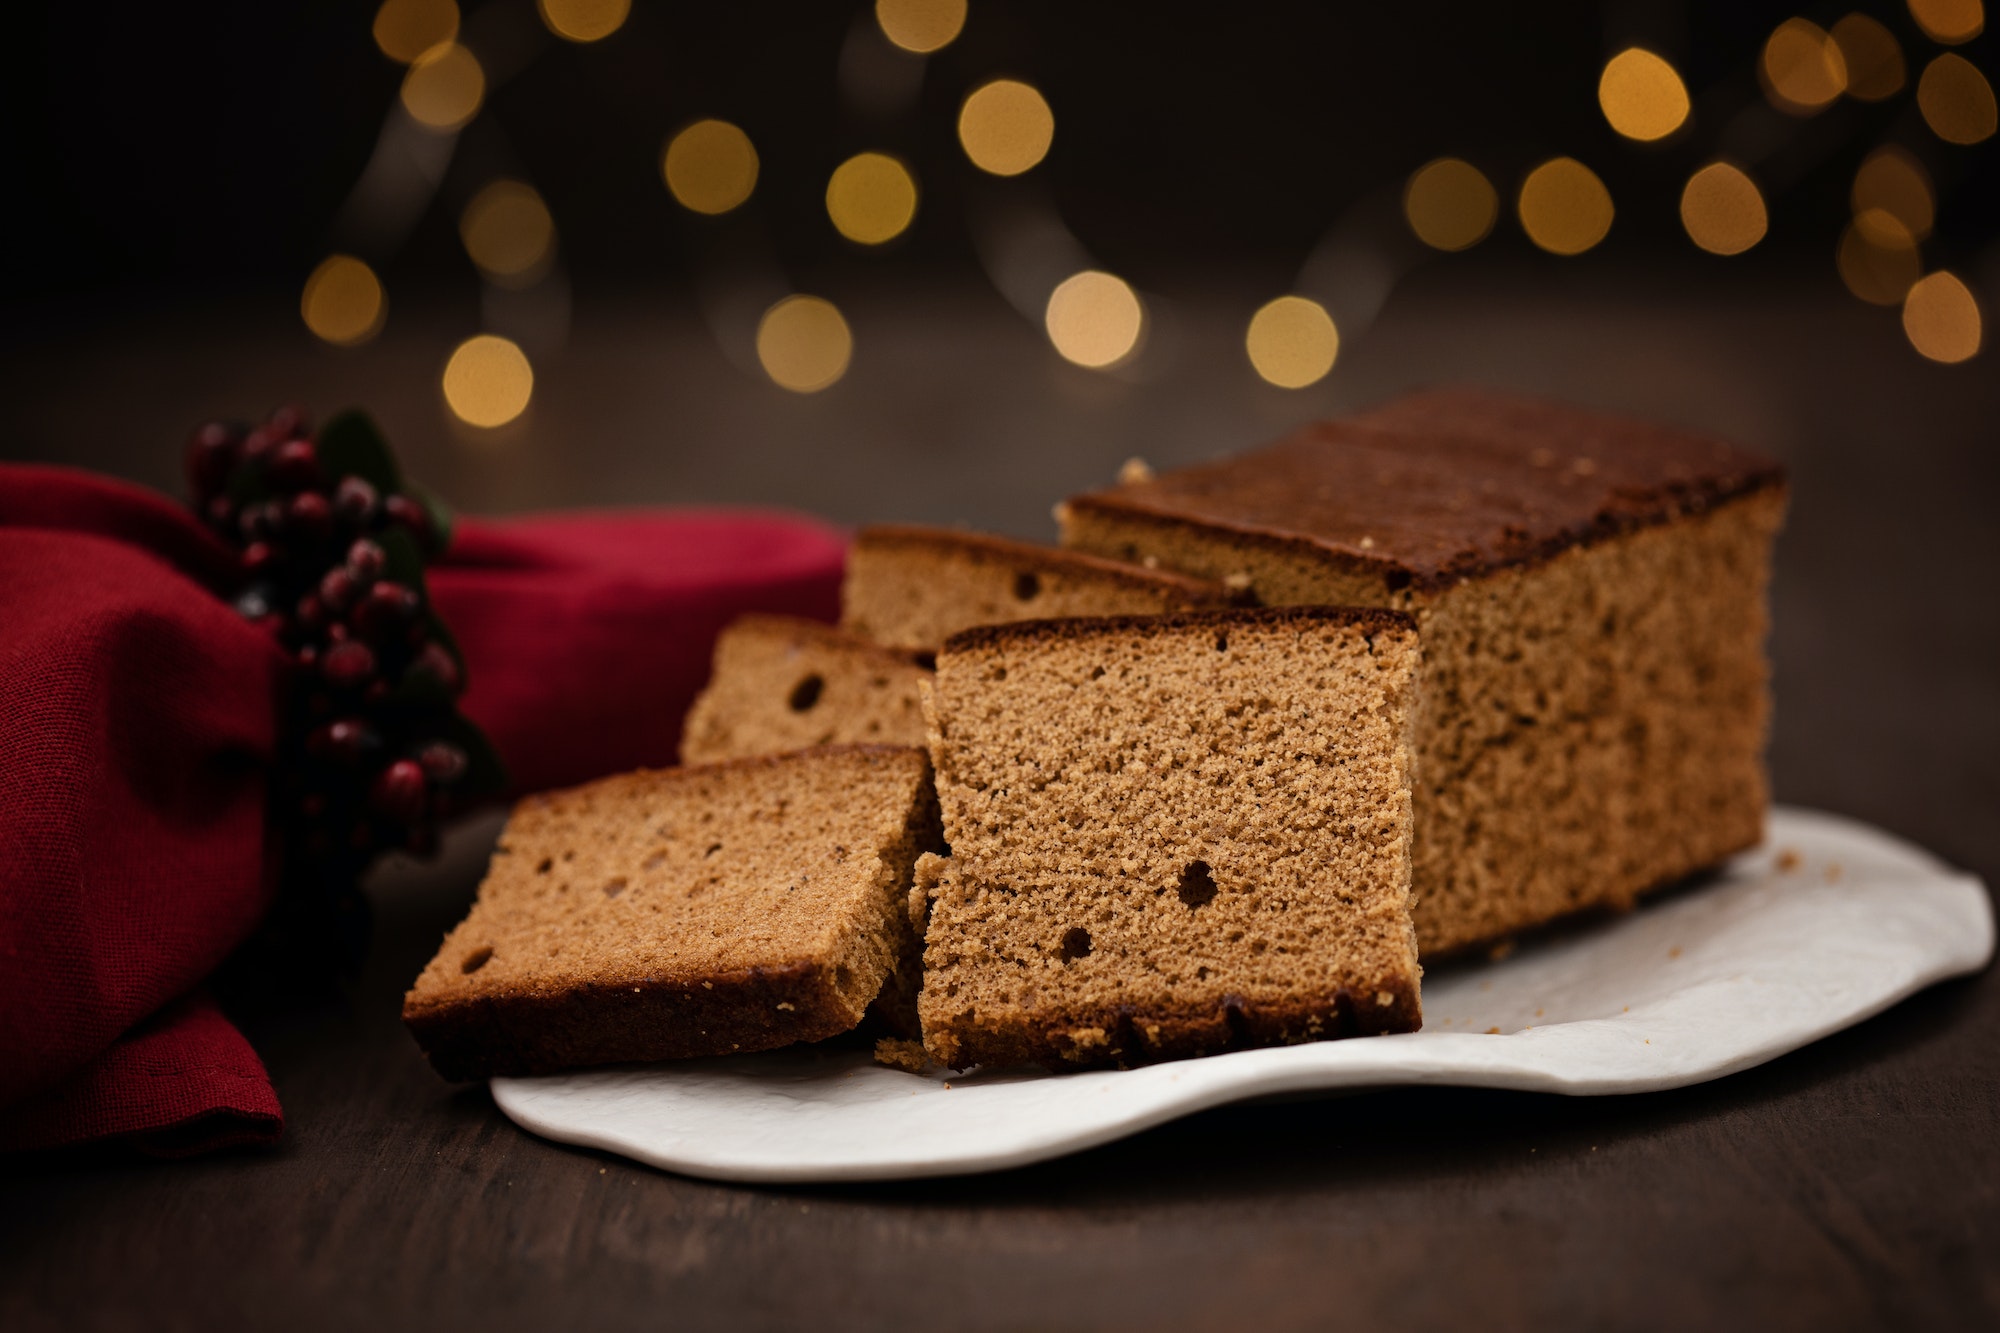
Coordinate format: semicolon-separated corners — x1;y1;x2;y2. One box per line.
0;464;846;1155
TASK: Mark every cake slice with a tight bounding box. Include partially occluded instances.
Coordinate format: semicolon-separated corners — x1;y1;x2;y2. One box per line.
841;524;1240;654
1058;386;1787;955
680;614;929;764
918;607;1423;1071
403;745;940;1080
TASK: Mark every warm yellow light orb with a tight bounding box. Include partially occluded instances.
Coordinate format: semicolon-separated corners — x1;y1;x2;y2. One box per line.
1917;54;1998;144
1598;48;1691;142
1403;158;1498;251
1045;271;1143;369
1761;19;1848;114
663;120;760;215
1838;212;1922;305
460;181;555;284
875;0;966;53
1907;0;1985;45
1680;163;1768;256
401;42;485;131
1903;271;1983;363
826;153;919;245
1852;148;1934;242
1245;296;1339;389
958;80;1055;176
301;256;386;347
1831;14;1906;101
1517;158;1614;256
442;335;534;427
756;296;853;393
537;0;629;42
373;0;459;65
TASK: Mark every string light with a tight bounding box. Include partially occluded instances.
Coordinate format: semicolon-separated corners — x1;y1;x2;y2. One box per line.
876;0;966;54
1245;296;1339;388
1852;148;1934;242
537;0;629;43
826;153;919;245
1760;19;1848;114
1830;14;1906;101
1403;158;1498;251
756;296;853;393
442;335;534;427
1907;0;1985;45
1598;49;1690;142
401;42;485;131
1838;212;1922;304
460;181;556;285
1917;54;1998;144
1902;272;1983;363
1517;158;1613;256
301;256;387;346
373;0;459;65
1044;271;1143;368
663;120;759;215
1680;163;1767;256
958;80;1055;176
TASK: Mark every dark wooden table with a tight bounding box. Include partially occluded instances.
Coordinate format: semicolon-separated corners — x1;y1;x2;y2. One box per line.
3;268;1997;1330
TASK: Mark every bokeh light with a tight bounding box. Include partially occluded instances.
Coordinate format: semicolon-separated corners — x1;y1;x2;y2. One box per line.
1045;271;1143;368
876;0;966;53
1917;54;1998;144
1517;158;1614;256
958;80;1055;176
826;153;919;245
1403;158;1498;251
401;42;485;131
373;0;459;65
1831;14;1906;101
756;296;853;393
1838;212;1923;304
460;181;555;285
1761;19;1848;114
663;120;759;215
1852;147;1934;242
1902;272;1983;363
537;0;629;43
1245;296;1339;388
442;335;534;427
1679;163;1768;256
1597;49;1690;142
301;256;386;347
1907;0;1985;44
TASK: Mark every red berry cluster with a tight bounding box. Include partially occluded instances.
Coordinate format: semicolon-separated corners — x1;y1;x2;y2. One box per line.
186;407;492;886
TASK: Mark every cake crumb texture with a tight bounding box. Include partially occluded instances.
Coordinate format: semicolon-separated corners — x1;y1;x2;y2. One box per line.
403;745;941;1080
919;607;1422;1071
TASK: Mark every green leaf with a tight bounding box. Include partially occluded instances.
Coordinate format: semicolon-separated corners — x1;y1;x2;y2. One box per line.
404;479;456;554
375;524;428;592
315;411;403;495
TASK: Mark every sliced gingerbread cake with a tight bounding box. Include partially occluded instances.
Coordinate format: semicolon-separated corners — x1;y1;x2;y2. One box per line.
1058;386;1787;955
404;745;940;1080
841;524;1239;654
680;614;930;764
917;607;1423;1071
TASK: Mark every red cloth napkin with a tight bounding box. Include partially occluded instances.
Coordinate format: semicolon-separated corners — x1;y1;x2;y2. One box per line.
0;464;845;1155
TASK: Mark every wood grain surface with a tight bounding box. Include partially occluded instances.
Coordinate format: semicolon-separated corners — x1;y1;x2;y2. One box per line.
2;271;1996;1331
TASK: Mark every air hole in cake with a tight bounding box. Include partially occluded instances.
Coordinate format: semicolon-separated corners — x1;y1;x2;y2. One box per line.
1059;927;1092;962
1195;965;1211;981
603;878;627;899
1089;665;1105;680
535;858;552;874
1178;860;1218;909
704;842;723;858
461;946;494;974
788;674;824;712
1214;632;1228;652
641;852;665;871
1013;571;1041;601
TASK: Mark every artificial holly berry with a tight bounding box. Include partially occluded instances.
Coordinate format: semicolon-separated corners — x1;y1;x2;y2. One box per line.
417;740;468;785
287;491;333;540
407;641;463;694
382;493;433;547
241;541;278;574
369;759;429;824
185;422;240;498
345;538;386;582
268;439;321;493
333;476;378;525
320;640;376;690
352;581;419;641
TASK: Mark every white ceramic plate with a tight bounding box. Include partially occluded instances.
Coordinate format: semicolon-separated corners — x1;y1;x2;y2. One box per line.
492;807;1992;1183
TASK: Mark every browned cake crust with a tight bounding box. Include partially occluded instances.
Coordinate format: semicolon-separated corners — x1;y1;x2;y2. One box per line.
841;523;1241;652
680;614;930;764
920;607;1423;1071
403;745;941;1080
